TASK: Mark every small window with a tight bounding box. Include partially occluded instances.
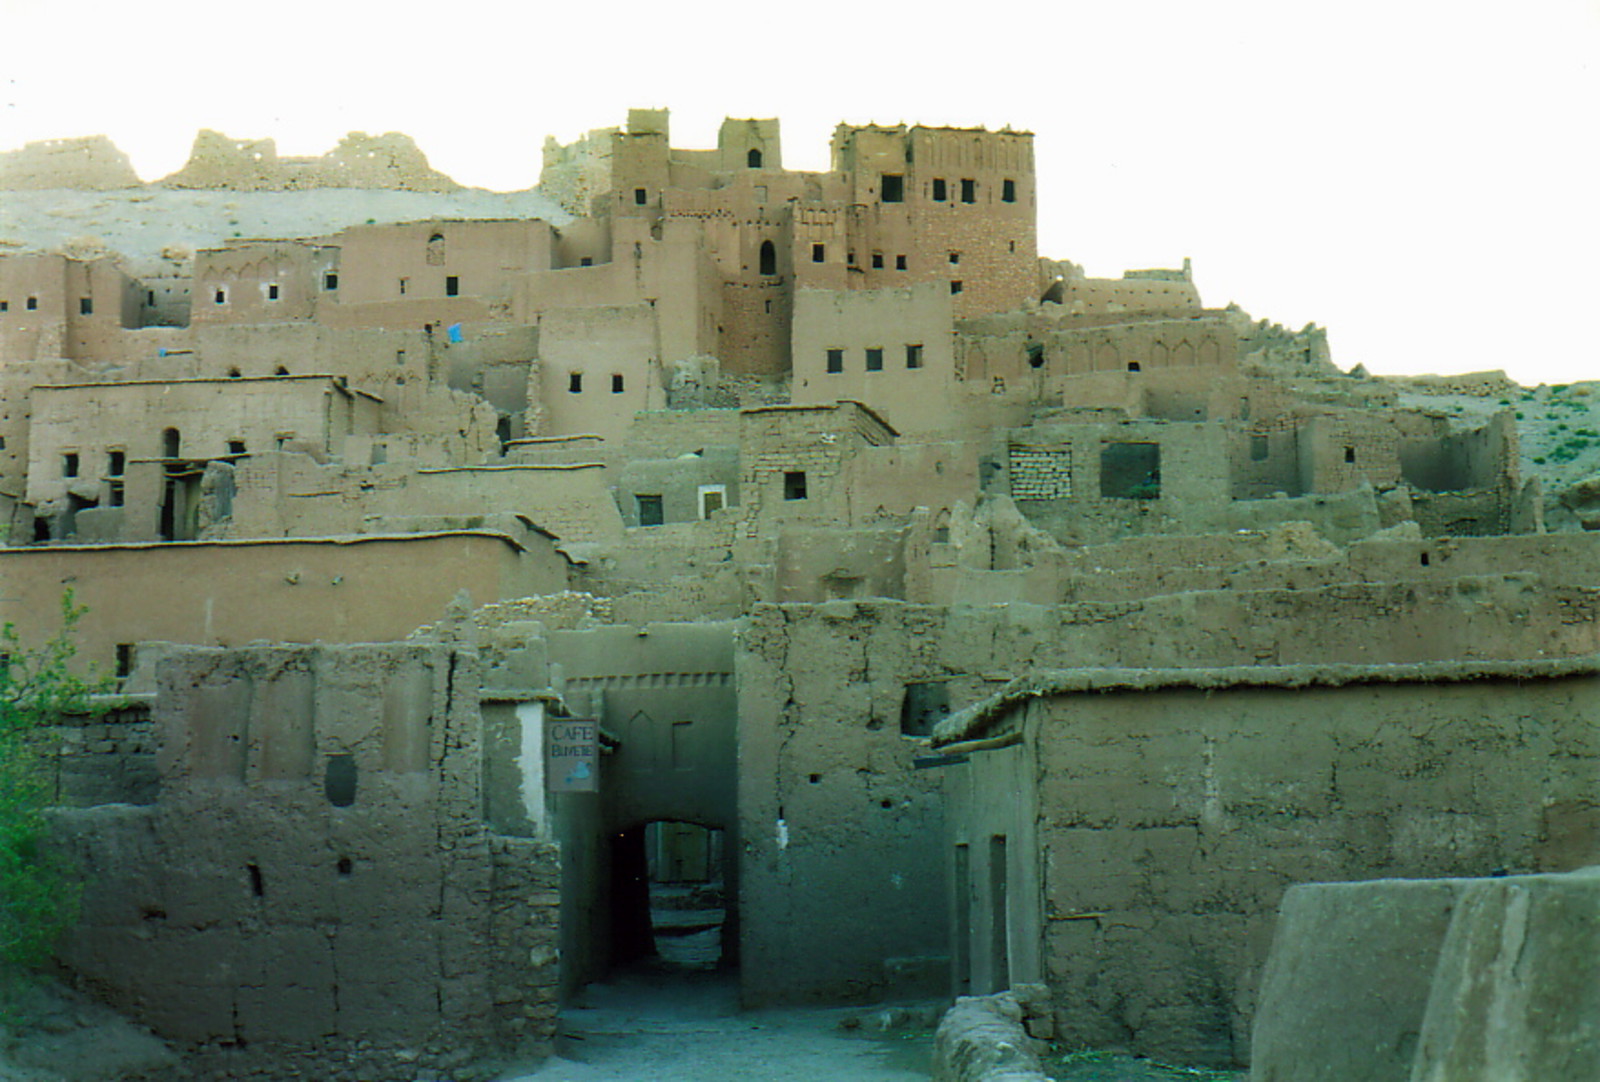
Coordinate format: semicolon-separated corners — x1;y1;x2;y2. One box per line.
1026;343;1045;369
115;644;135;679
950;280;963;295
748;148;763;168
637;494;664;527
108;481;124;508
323;272;339;290
932;178;947;202
611;373;625;393
579;256;593;266
1251;435;1269;462
847;251;857;266
108;450;125;476
699;485;726;518
634;188;648;205
214;288;226;305
871;253;884;269
759;240;777;276
79;297;93;315
783;471;808;500
267;284;280;300
900;681;951;737
324;754;357;807
275;365;289;376
1127;361;1142;373
0;301;9;313
960;178;977;203
896;255;907;271
906;344;923;369
227;366;241;378
445;276;459;297
569;372;583;393
949;252;961;265
145;292;154;307
228;440;246;455
881;174;904;202
866;348;884;372
1002;179;1017;203
812;243;825;263
826;348;844;374
26;297;38;311
398;277;408;295
1344;446;1357;464
62;452;79;478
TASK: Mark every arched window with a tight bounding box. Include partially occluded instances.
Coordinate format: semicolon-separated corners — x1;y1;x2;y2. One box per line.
747;148;762;168
759;240;776;276
162;428;181;458
426;233;446;266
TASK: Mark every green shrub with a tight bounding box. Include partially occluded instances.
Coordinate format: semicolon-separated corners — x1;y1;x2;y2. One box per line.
1;592;105;995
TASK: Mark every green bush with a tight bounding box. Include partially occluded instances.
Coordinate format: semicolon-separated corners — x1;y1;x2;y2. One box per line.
1;592;105;993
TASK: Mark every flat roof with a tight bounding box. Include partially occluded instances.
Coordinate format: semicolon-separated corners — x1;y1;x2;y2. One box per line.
931;655;1600;746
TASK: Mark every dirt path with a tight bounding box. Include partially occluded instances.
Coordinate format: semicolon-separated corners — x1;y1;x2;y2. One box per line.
508;971;933;1082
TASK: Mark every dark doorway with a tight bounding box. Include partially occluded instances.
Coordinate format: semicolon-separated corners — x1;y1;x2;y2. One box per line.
610;821;729;972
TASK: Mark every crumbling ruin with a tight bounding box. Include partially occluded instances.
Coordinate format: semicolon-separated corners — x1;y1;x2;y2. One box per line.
2;110;1596;1076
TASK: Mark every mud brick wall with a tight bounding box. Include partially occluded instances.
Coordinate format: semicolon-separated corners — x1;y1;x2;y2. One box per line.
49;642;560;1057
50;699;159;806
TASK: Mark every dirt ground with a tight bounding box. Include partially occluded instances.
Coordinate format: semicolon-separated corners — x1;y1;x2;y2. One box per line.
506;970;934;1082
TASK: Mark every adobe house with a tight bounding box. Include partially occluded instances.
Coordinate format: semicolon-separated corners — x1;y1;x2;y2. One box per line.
930;659;1600;1065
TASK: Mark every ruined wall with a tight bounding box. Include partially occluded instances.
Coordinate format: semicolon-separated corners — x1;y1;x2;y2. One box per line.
943;665;1600;1066
0;135;142;189
50;642;560;1062
161;130;459;191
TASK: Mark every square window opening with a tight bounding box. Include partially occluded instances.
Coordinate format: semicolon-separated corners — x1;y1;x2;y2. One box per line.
900;681;951;737
950;280;964;295
1100;442;1162;499
634;188;648;205
637;494;664;527
826;348;844;374
445;276;460;297
63;452;79;478
1002;179;1017;203
895;254;907;271
880;174;904;202
812;243;825;263
906;344;923;369
866;348;884;372
79;297;93;315
871;253;884;269
783;471;808;501
960;178;977;203
267;284;280;300
932;178;947;202
611;373;625;393
569;372;583;393
26;297;38;311
108;450;125;476
323;272;339;290
1344;446;1357;463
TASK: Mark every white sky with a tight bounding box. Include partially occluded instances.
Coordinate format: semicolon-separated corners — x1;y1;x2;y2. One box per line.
3;0;1596;386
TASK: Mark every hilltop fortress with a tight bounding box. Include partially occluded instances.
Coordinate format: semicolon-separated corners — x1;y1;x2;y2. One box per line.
1;113;1596;1078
